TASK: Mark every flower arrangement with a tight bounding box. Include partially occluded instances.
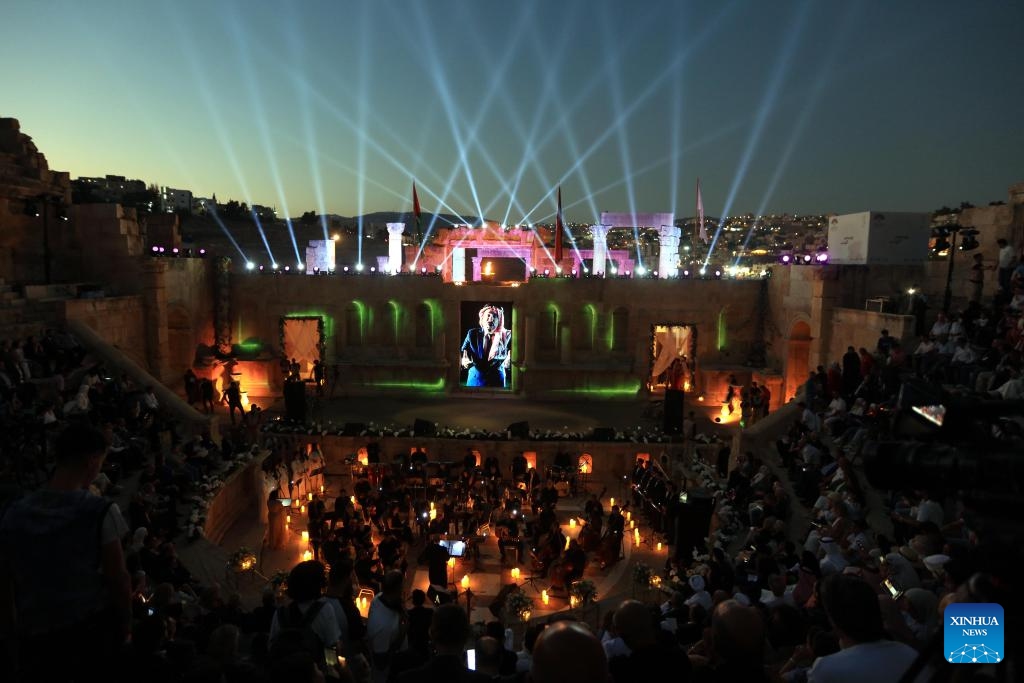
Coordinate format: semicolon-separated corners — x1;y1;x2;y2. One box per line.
569;579;597;606
632;562;653;586
228;547;257;573
506;588;534;622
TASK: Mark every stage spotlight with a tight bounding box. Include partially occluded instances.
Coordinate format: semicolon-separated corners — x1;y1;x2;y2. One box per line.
421;266;427;274
625;270;631;278
610;266;618;275
284;266;290;272
544;269;550;277
907;287;917;295
172;247;180;255
571;269;577;277
370;266;377;273
780;253;792;265
343;266;350;273
802;254;812;264
297;263;304;270
699;267;707;276
682;269;691;278
653;270;659;277
555;266;562;274
199;248;206;256
158;247;165;253
582;266;589;274
815;251;829;264
332;234;340;241
258;265;264;272
151;246;159;253
271;263;279;270
355;263;364;272
56;208;68;221
714;269;722;279
245;262;255;270
636;265;647;276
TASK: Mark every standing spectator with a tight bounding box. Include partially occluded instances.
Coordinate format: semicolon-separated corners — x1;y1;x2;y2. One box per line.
0;424;132;681
184;368;199;406
224;380;244;425
841;347;860;397
199;377;215;414
968;253;991;304
997;238;1015;294
395;603;489;683
875;330;895;358
366;570;407;683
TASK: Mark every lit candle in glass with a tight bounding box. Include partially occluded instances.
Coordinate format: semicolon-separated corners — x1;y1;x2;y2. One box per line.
564;535;570;550
511;567;520;580
570;595;579;609
308;492;313;501
569;518;576;529
610;497;615;507
301;530;309;543
350;495;356;504
634;528;640;544
626;511;631;521
302;549;313;562
657;542;663;552
630;519;635;529
447;557;456;569
461;575;470;590
286;514;291;524
541;590;549;605
320;485;325;494
300;505;306;514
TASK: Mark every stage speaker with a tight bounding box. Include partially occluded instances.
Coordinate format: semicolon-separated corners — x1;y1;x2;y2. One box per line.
284;382;306;422
414;419;436;437
675;488;714;560
506;421;530;439
663;389;684;434
489;582;520;618
592;427;616;441
342;422;366;436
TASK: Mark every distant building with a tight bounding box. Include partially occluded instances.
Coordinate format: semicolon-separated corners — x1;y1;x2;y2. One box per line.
73;174;147;203
161;187;193;214
193;197;215;215
251;204;276;220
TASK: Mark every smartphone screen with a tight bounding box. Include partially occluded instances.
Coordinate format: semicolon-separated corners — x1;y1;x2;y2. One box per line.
467;649;476;671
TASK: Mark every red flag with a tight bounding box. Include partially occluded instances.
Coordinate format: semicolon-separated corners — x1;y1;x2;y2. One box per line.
696;178;708;245
554;186;564;263
412;182;422;241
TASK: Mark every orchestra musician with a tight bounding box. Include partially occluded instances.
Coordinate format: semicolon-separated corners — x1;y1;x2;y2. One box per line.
496;508;522;564
600;504;625;569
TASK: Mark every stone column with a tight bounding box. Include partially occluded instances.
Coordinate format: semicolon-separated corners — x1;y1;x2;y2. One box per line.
590;225;610;276
142;259;171;383
386;222;405;274
658;224;681;278
452;247;466;283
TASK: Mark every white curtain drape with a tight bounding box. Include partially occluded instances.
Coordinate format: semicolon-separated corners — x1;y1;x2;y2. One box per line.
651;325;691;380
283;319;321;377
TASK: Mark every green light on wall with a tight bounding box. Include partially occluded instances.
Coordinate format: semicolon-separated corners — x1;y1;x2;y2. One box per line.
551;380;641;398
387;300;404;342
717;308;727;351
424;299;442;341
350;301;368;341
606;309;615;351
366;377;446;392
583;303;597;350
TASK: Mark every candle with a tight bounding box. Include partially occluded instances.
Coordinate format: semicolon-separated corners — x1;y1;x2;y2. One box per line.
630;520;635;529
626;511;631;521
570;595;579;609
320;485;325;494
300;505;306;514
569;518;576;529
461;575;470;590
308;492;313;501
511;567;520;580
564;535;570;551
302;549;313;562
610;497;615;507
542;590;549;605
448;557;456;569
350;496;356;504
286;514;291;524
634;528;640;544
657;542;663;552
301;530;309;543
429;509;437;521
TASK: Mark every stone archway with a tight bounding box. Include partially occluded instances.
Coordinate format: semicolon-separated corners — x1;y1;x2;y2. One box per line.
784;320;812;402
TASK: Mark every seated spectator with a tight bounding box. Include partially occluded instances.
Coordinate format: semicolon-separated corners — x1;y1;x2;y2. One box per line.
396;603;489;683
693;599;770;682
531;620;610;683
808;574;921;683
609;600;692;683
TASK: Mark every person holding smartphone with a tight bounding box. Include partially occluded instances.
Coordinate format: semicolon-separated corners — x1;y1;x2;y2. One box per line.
395;604;490;683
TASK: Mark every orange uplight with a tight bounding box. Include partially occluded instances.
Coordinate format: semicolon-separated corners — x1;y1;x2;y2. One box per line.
483;261;494;276
721;404;730;418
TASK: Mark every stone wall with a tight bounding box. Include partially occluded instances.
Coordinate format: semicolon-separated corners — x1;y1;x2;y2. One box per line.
228;273;765;398
825;307;916;365
71;203;147;296
163;258;215;383
61;296;148;367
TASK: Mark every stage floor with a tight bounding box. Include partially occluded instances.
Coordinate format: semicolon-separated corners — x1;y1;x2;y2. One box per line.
191;473;669;626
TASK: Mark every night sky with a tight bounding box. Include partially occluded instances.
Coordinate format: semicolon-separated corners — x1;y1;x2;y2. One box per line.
2;0;1021;221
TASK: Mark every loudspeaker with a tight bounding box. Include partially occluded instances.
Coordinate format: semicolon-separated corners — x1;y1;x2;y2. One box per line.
284;382;306;422
506;421;530;439
342;422;366;436
675;488;714;560
414;419;436;437
663;389;684;434
592;427;616;441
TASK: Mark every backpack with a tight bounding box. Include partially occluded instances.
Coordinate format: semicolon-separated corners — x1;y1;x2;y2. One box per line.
273;600;328;670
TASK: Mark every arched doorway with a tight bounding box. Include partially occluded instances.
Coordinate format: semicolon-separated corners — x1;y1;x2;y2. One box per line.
785;321;812;402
